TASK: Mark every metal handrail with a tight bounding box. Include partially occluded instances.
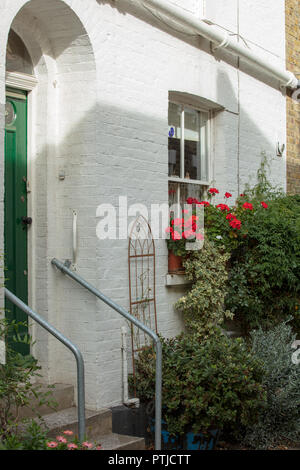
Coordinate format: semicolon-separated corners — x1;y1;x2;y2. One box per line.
4;288;86;441
51;257;162;451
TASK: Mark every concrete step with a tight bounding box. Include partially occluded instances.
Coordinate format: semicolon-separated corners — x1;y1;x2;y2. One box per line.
42;406;145;450
14;383;75;420
99;433;145;450
43;406;112;440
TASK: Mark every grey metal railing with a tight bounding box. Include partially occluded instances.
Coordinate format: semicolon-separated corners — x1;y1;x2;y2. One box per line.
4;288;86;441
51;257;162;450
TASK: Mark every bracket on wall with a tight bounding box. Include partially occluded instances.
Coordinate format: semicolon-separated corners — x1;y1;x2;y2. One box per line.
276;142;285;157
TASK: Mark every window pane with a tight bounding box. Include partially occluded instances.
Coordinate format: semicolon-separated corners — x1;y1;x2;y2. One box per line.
184;108;208;181
200;113;209;181
168;102;181;177
168;181;205;208
184;107;200;180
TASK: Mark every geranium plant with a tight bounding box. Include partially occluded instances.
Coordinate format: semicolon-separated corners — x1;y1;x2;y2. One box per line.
165;212;204;257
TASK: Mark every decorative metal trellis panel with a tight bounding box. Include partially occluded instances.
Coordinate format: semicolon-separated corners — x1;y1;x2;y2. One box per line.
128;216;158;387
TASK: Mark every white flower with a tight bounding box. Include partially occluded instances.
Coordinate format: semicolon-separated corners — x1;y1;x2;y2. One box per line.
216;235;223;240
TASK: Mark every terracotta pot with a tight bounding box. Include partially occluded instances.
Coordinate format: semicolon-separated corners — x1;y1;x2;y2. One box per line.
168;251;184;273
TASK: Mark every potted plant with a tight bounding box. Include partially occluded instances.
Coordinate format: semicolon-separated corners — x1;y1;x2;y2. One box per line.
165;214;203;274
132;329;266;450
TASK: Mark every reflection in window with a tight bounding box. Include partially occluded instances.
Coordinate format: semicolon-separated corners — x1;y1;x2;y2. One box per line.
168;102;181;177
168;101;210;208
6;29;34;76
168;181;205;208
168;102;209;182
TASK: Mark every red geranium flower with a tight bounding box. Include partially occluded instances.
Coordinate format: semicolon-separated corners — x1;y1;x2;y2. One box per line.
225;192;232;198
217;204;230;212
171;231;181;241
196;232;204;240
229;219;242;230
198;201;210;207
226;213;236;220
209;188;219;194
261;201;268;209
171;218;184;226
182;230;195;239
242;202;253;211
186;197;200;205
240;194;245;197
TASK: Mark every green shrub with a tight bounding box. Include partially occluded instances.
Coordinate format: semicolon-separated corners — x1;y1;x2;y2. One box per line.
0;420;49;450
133;329;266;437
0;318;56;448
198;159;300;334
174;240;233;337
244;321;300;449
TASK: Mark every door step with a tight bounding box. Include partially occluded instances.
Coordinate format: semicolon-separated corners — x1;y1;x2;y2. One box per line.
17;383;145;450
12;383;75;420
42;406;144;450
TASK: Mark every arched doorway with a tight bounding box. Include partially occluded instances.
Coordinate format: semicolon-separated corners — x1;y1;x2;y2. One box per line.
5;30;36;354
4;0;97;390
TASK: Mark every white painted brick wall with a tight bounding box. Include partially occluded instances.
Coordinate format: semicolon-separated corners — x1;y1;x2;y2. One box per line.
0;0;288;409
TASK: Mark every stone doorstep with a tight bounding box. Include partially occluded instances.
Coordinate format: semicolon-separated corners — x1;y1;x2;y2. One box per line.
43;407;112;439
42;406;145;450
15;383;145;450
11;383;75;420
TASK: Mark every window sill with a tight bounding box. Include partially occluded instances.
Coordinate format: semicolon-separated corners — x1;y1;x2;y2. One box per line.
165;273;192;287
168;177;210;186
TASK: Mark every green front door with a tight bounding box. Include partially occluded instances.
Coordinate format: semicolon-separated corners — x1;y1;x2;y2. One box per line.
4;89;29;355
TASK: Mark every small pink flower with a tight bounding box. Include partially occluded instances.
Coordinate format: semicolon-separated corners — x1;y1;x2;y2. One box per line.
47;441;58;448
56;436;67;443
63;430;74;436
67;443;78;450
82;442;93;449
96;445;103;450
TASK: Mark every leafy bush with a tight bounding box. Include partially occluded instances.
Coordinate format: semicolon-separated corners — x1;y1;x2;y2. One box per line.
224;194;300;333
191;159;300;334
0;318;56;448
174;240;233;337
244;321;300;449
0;420;49;450
133;329;266;437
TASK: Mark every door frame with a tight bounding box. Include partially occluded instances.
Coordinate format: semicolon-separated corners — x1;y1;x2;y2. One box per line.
5;71;38;333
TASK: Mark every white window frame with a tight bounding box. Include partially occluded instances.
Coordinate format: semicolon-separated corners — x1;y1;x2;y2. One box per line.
168;100;211;187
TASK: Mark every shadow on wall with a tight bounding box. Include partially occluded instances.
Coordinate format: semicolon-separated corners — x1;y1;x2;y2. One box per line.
215;70;286;195
25;88;284;407
96;0;289;92
2;0;287;407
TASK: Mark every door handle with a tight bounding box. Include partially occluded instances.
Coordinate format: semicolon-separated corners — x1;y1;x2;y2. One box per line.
21;216;32;226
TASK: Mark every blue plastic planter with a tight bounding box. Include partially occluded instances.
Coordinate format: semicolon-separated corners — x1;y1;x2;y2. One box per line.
150;419;220;450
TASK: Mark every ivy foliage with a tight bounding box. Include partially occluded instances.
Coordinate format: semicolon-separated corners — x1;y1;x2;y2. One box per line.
174;239;233;337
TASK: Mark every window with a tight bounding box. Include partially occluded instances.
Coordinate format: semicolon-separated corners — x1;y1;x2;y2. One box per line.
168;101;210;206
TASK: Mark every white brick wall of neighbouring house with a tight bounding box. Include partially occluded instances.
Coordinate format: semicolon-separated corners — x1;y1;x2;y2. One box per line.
0;0;289;409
